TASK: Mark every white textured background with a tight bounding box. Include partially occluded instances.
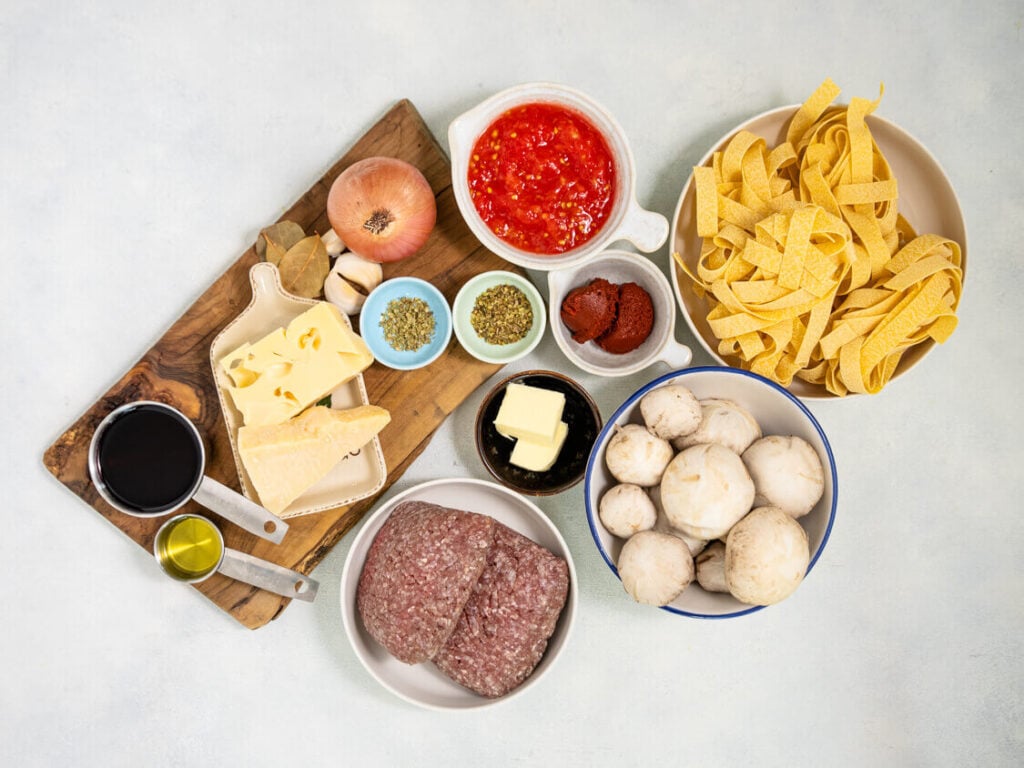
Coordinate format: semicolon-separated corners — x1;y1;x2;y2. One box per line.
3;1;1022;765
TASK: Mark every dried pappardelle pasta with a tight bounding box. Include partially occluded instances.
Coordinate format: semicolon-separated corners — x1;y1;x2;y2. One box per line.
676;78;962;395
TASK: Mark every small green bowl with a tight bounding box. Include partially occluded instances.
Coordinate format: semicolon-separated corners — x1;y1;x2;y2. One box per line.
452;271;546;364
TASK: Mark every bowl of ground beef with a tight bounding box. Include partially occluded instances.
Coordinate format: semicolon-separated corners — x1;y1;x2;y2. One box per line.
340;478;578;710
548;250;693;377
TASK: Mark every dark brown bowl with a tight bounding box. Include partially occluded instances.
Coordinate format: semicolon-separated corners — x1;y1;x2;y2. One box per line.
475;370;602;496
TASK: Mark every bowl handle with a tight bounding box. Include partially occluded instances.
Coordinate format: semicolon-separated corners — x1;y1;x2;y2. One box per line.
653;338;693;370
616;200;669;253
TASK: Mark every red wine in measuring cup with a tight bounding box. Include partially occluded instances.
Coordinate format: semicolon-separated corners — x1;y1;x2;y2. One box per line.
95;403;204;513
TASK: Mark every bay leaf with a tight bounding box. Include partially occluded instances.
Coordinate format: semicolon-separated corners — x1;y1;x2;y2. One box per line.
257;220;306;266
278;234;330;298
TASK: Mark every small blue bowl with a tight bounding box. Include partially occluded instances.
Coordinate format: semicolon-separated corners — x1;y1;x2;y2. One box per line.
360;277;453;370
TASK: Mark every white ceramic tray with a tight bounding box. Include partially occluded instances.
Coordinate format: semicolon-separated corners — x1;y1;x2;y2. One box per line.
209;262;386;518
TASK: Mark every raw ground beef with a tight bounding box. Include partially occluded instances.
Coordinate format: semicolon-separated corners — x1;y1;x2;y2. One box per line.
431;522;570;698
356;500;496;664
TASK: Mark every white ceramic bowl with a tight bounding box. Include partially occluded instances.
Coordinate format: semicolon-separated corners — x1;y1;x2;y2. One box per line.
448;82;668;271
584;366;838;618
670;105;968;400
340;478;578;710
548;250;691;377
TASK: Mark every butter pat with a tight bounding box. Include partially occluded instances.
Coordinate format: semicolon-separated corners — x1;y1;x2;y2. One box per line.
237;404;391;514
510;420;569;472
494;383;566;444
220;302;373;427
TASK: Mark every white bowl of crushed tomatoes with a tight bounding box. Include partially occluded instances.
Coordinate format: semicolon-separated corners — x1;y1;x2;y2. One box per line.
448;82;669;271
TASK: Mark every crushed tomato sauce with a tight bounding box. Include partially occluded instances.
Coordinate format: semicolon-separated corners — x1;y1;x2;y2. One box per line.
467;102;617;255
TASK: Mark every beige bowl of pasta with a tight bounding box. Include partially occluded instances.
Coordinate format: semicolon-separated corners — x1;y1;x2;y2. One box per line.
670;81;967;399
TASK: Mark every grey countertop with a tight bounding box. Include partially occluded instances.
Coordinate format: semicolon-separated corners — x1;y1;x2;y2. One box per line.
3;1;1021;765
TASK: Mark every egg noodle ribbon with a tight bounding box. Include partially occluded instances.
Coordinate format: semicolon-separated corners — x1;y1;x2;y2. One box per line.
676;78;963;395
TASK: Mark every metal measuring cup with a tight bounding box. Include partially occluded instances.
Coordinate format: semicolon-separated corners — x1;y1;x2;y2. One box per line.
154;514;318;602
88;400;288;544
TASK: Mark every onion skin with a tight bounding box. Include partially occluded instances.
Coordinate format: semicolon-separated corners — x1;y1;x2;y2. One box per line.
326;157;437;263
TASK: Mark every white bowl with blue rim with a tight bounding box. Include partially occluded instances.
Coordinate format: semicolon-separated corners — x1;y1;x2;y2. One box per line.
360;277;453;370
584;366;838;619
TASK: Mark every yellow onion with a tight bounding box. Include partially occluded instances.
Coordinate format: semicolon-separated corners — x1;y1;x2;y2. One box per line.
326;157;437;263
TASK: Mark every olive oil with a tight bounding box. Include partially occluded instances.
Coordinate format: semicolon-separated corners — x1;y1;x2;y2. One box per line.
156;515;223;581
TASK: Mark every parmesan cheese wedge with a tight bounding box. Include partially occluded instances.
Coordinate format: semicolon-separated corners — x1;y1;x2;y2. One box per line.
237;405;391;514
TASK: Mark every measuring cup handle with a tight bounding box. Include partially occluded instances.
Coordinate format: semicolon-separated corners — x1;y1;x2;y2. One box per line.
219;548;319;602
193;475;288;545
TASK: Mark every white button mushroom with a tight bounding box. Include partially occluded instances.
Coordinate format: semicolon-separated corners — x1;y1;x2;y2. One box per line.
598;484;657;539
639;384;702;441
741;435;825;519
659;443;755;540
695;540;729;593
649;484;707;556
604;424;674;487
672;398;762;455
725;505;810;605
616;530;694;606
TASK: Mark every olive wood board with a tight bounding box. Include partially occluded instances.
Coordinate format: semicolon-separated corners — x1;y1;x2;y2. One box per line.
43;99;518;629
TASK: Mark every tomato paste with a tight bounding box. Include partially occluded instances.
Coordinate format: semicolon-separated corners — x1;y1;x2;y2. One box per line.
467;102;617;255
560;278;619;343
560;278;654;355
595;282;654;354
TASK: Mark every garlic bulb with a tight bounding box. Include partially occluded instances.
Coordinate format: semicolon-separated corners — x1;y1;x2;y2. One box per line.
323;253;383;315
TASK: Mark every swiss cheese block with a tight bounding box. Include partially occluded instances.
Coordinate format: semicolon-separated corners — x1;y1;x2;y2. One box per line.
510;420;569;472
237;404;391;514
220;302;374;426
493;383;565;444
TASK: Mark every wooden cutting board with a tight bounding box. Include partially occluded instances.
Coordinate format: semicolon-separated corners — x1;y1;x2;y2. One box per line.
42;99;518;629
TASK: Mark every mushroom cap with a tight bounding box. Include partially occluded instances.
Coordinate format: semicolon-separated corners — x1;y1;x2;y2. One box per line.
604;423;673;487
617;530;694;606
672;398;762;455
725;505;810;605
649;484;707;556
695;540;729;593
598;483;657;539
742;435;825;519
640;384;702;441
659;443;755;540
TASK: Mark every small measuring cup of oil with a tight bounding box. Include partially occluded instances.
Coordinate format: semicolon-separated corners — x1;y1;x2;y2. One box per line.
154;514;318;602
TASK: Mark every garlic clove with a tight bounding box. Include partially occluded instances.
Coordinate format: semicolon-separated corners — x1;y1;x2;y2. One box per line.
333;252;383;294
321;228;345;256
324;270;367;315
322;251;384;315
